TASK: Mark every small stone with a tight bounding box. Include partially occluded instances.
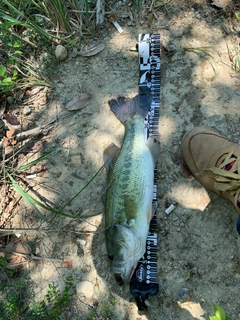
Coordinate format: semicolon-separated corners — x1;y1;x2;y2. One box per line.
76;238;86;246
55;45;68;60
7;96;14;104
76;280;94;299
177;288;190;303
23;106;31;115
129;46;137;52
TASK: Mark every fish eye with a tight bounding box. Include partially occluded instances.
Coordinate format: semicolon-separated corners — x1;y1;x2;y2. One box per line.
108;253;114;261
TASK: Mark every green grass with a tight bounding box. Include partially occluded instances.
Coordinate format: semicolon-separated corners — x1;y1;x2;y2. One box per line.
2;147;103;221
86;294;116;320
0;274;74;320
0;0;94;42
0;0;97;93
183;46;217;66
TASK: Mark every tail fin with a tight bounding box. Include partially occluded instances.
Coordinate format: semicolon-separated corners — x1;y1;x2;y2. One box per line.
108;93;152;124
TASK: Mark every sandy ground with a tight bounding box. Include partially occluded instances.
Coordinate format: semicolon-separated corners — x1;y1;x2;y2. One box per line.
3;1;240;319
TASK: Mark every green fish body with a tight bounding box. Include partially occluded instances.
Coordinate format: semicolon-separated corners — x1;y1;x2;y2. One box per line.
103;94;161;283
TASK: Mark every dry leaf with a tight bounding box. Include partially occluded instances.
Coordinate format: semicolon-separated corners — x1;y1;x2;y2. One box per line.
25;87;42;97
179;162;193;179
211;0;230;11
171;153;193;178
62;257;73;268
65;93;92;111
3;239;31;268
178;301;206;320
5;127;17;145
171;152;182;165
3;136;8;148
14;241;31;255
79;43;105;57
6;127;15;139
2;113;20;125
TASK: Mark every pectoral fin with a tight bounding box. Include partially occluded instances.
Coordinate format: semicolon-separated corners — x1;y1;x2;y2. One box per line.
102;143;120;204
103;143;120;172
147;136;161;165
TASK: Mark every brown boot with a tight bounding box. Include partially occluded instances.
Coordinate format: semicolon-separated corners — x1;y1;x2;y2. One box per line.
181;127;240;214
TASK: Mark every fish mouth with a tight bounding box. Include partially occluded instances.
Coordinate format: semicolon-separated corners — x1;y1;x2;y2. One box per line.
113;263;136;283
111;253;138;283
107;224;145;283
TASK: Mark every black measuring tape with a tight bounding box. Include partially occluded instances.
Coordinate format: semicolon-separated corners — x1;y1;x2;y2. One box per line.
130;33;161;311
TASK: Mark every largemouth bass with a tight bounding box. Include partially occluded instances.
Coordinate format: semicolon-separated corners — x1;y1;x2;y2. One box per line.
103;94;161;283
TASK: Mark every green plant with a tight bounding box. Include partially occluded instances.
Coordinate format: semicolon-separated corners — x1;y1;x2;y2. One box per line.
86;295;116;320
183;45;217;72
233;53;240;73
3;148;103;221
0;40;21;91
0;256;18;277
0;276;74;320
0;289;23;320
0;35;52;92
0;65;18;90
28;275;74;319
99;303;115;319
0;0;95;45
0;0;98;92
209;303;231;320
225;42;240;73
131;0;143;13
0;256;8;267
235;12;240;21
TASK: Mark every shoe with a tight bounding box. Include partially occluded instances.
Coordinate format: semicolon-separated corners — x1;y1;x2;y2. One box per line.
181;127;240;215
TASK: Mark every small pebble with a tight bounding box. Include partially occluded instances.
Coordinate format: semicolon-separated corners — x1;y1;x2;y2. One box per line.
76;280;94;299
7;96;14;104
23;106;31;115
177;288;190;303
129;46;137;52
55;45;68;60
76;238;86;246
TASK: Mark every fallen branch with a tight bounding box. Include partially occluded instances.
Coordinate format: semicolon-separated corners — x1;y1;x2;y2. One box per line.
96;0;105;24
0;116;57;149
0;248;63;263
0;227;92;236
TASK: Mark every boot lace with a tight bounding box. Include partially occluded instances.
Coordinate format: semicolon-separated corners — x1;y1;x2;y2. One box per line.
209;151;240;209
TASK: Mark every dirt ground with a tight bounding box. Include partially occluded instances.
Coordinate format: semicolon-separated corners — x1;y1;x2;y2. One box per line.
2;0;240;319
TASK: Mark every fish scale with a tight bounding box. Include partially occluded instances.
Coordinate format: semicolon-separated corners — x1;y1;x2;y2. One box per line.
105;115;154;227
